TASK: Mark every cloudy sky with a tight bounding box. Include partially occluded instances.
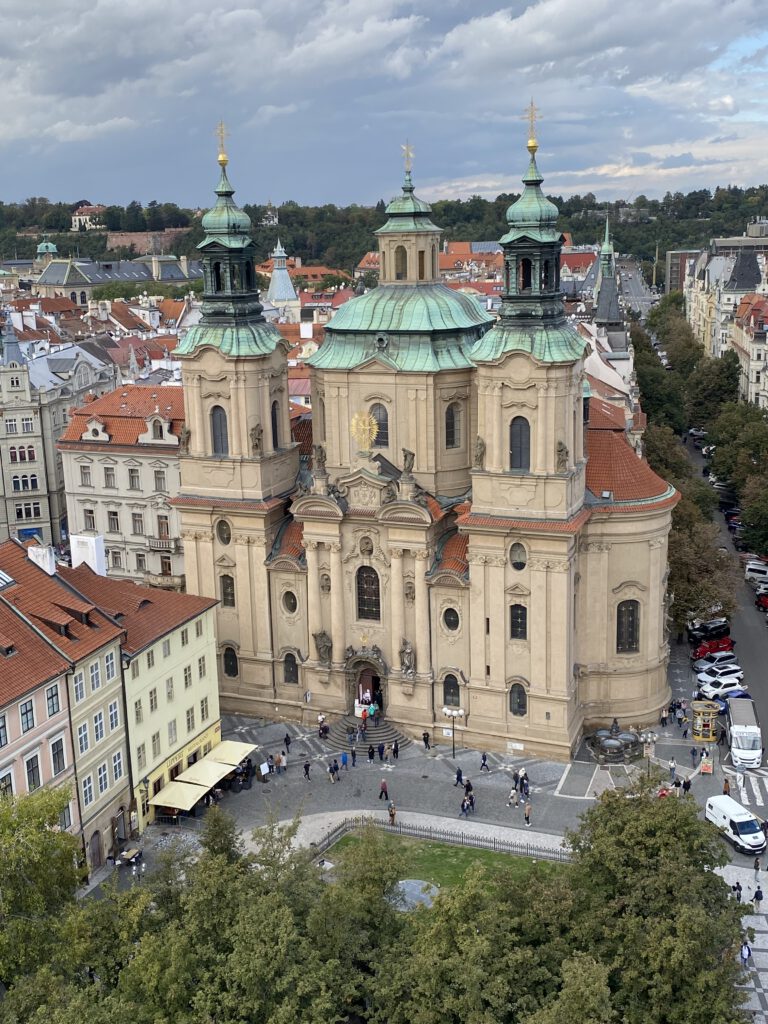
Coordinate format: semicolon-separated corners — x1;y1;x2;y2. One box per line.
2;0;768;208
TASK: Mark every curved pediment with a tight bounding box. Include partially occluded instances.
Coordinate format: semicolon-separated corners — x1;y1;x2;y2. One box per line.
378;500;431;525
292;494;344;521
612;579;647;595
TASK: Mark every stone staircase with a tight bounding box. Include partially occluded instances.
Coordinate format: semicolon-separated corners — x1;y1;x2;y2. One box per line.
324;714;412;754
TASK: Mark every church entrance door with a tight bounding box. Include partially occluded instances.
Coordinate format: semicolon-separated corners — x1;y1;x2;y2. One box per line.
344;653;388;718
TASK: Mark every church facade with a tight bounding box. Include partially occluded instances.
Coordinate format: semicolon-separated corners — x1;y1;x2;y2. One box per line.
174;136;676;760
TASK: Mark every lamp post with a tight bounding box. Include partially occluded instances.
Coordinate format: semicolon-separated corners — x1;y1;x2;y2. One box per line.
640;729;657;777
442;706;465;760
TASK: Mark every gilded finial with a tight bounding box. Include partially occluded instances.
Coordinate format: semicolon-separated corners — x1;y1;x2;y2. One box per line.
216;120;229;167
401;139;414;174
525;99;539;154
350;412;379;453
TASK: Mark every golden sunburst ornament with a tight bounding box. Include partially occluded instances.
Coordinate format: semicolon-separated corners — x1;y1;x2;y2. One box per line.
350;412;379;452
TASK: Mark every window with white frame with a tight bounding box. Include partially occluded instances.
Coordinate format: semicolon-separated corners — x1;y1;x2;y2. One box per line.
137;744;146;771
80;465;92;487
111;549;123;569
108;700;119;731
97;762;109;794
184;665;192;688
105;651;116;681
168;719;177;745
131;660;139;680
107;510;119;533
181;628;188;647
73;672;85;702
84;508;95;531
26;754;41;792
162;638;171;658
198;656;206;679
131;513;144;535
20;699;34;733
77;722;89;753
0;713;7;747
154;469;167;492
166;677;174;701
0;770;12;798
93;711;104;743
112;750;123;781
136;552;147;572
104;466;115;488
51;737;66;775
21;416;33;434
46;683;60;717
149;688;158;713
82;774;94;806
134;699;143;724
151;732;161;758
128;467;140;489
200;697;209;722
90;662;101;691
195;620;203;638
186;707;195;733
6;419;17;434
147;649;154;669
59;804;71;830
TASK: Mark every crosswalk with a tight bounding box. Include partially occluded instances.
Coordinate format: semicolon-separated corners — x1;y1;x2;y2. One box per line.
723;767;768;808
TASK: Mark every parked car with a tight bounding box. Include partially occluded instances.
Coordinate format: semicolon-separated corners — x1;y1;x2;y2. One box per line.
746;562;768;586
697;664;745;688
757;594;768;611
709;690;753;714
698;676;749;700
689;427;708;439
692;651;739;672
687;618;731;643
755;583;768;596
691;636;736;660
702;444;717;458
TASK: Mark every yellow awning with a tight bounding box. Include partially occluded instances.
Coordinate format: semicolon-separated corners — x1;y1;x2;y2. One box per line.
176;758;233;788
148;780;207;811
206;739;257;766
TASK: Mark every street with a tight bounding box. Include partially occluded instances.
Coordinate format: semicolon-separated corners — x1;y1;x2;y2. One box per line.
618;259;656;316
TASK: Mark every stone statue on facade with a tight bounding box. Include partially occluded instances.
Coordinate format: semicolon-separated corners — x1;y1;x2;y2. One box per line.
556;441;569;472
250;423;263;455
313;630;333;666
178;425;191;454
404;579;415;603
313;443;327;472
399;637;416;677
344;645;356;662
473;435;486;469
402;448;415;475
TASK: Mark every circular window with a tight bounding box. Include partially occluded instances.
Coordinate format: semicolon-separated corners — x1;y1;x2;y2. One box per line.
510;542;527;571
283;591;298;614
216;520;231;545
443;607;460;631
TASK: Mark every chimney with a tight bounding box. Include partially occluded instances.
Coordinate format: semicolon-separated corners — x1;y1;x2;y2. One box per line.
27;543;57;575
179;255;189;276
151;255;160;280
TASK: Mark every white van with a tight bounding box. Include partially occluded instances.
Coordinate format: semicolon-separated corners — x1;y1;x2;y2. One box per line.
705;795;766;854
745;562;768;586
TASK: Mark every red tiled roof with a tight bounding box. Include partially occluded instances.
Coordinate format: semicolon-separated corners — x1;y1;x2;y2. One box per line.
356;251;380;270
586;373;627;400
58;385;184;447
425;495;447;523
586;429;671;502
457;506;592;534
275;323;325;349
632;409;647;430
0;598;70;705
0;540;124;666
74;205;106;215
59;564;216;655
10;297;78;315
435;533;468;576
588;397;627;431
445;281;503;296
171;496;283;513
560;253;596;273
157;298;186;325
274;520;304;561
291;416;313;456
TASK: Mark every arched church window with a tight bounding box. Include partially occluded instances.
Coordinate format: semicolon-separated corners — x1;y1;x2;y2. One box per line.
213;261;223;292
70;292;77;303
509;683;527;717
418;250;425;281
446;403;461;449
210;405;229;457
370;403;388;447
232;264;241;290
443;673;460;707
80;291;87;305
518;258;532;292
616;599;640;653
509;416;530;471
245;261;254;289
395;245;407;281
510;604;528;640
271;401;280;450
541;259;551;289
356;566;381;621
220;574;235;608
283;653;298;684
223;647;239;678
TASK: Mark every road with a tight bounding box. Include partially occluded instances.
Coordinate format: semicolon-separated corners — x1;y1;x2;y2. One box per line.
617;259;656;317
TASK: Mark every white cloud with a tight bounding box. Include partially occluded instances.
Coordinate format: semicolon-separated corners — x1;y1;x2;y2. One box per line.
42;117;138;142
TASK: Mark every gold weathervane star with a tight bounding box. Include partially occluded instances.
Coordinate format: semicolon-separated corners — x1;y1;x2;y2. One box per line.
401;140;414;174
216;120;229;166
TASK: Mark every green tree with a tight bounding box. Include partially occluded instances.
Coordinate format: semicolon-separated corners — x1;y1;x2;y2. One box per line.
685;350;740;428
741;473;768;556
666;495;737;631
199;804;244;863
711;402;768;494
522;954;617;1024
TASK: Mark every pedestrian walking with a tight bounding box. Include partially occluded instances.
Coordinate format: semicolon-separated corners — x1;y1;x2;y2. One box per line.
675;706;684;728
524;799;532;827
669;757;677;783
468;792;476;814
379;779;389;801
741;940;752;967
284;733;291;753
303;759;311;781
422;730;431;751
328;762;336;784
521;778;530;798
480;752;490;772
718;727;726;746
690;746;698;767
463;779;473;798
388;800;397;825
512;769;520;792
681;717;689;740
734;881;743;903
762;820;768;842
274;752;283;774
460;797;469;818
268;754;275;774
385;743;392;762
332;758;340;781
723;778;731;796
341;751;348;771
368;744;375;764
673;778;682;797
351;746;357;767
356;724;363;743
377;742;385;762
507;786;519;808
755;857;761;879
755;887;764;913
281;751;288;772
454;766;463;787
660;706;668;727
393;739;399;760
682;777;691;796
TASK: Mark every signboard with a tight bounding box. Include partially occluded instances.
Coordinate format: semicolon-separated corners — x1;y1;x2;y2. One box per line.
304;690;312;704
700;759;713;775
442;728;453;738
259;762;270;777
507;741;525;752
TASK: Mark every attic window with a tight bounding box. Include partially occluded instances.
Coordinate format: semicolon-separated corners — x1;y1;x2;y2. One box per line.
0;639;15;657
151;420;163;440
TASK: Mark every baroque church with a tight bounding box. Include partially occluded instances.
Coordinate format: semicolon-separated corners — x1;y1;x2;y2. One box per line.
174;130;677;759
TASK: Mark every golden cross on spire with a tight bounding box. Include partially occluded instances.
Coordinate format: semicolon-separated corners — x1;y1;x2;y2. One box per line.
525;98;539;153
401;140;414;174
216;120;229;167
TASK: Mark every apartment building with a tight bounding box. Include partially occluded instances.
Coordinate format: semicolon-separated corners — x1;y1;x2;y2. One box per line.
60;564;219;831
731;294;768;408
0;541;130;870
58;385;185;589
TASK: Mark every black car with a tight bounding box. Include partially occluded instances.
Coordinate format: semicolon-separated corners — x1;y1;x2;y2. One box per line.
687;618;731;643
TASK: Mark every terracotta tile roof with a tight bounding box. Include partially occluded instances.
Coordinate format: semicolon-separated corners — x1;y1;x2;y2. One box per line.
586;372;627;400
291;416;313;456
58;385;184;448
632;409;647;430
0;540;124;664
356;251;380;270
272;519;304;562
10;297;78;315
0;598;70;705
289;378;311;398
59;564;216;655
434;532;469;576
275;322;325;349
586;428;672;503
445;281;503;296
588;397;627;431
157;298;186;325
457;505;592;534
105;302;148;332
560;252;596;273
425;495;447;522
171;495;283;513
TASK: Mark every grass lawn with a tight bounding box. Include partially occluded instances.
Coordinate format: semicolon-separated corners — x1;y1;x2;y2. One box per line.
332;832;567;888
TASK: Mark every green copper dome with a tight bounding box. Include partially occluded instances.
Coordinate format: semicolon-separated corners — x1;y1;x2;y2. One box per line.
325;284;491;334
36;238;57;255
200;163;252;244
375;171;441;236
502;143;560;244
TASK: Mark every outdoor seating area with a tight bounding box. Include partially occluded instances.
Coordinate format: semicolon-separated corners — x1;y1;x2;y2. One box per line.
148;740;257;821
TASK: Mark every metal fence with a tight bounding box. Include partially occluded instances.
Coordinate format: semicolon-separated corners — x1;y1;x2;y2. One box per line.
312;815;572;863
154;813;205;832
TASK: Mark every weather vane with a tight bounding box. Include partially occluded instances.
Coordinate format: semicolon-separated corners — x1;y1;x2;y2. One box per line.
216;120;229;166
401;140;414;174
525;99;539;151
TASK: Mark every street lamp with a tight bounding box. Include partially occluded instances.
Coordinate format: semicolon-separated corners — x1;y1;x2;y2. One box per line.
442;706;465;760
640;729;658;777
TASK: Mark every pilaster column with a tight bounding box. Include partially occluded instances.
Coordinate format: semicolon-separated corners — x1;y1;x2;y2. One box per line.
488;558;505;685
230;374;243;457
390;548;404;657
192;376;205;457
330;542;345;665
234;535;254;653
414;549;430;675
536;384;547;471
468;552;487;683
493;382;503;472
251;537;272;660
304;541;322;653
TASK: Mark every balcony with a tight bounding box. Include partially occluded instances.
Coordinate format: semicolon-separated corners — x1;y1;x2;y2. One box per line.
147;536;180;553
143;571;185;592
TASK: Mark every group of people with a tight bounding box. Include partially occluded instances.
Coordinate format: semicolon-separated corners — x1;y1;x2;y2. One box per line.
506;767;533;826
266;735;293;776
661;700;690;738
